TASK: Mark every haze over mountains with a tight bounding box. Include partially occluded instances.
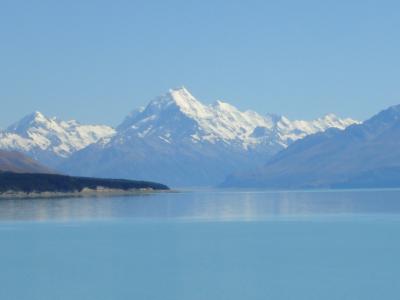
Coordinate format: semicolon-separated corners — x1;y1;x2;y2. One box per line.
0;150;53;174
0;87;358;186
222;105;400;189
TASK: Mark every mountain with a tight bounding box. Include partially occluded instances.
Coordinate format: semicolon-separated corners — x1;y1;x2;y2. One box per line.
0;150;53;173
115;87;355;151
0;112;115;167
60;87;358;186
221;104;400;189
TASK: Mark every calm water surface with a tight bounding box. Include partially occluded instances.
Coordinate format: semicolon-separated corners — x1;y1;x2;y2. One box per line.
0;189;400;300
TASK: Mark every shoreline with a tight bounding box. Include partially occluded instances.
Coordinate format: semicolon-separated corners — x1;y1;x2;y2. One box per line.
0;187;174;199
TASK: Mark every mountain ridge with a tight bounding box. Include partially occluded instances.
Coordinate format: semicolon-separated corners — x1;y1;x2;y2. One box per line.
221;104;400;189
59;87;358;186
0;150;54;174
112;87;357;148
0;87;359;186
0;111;115;166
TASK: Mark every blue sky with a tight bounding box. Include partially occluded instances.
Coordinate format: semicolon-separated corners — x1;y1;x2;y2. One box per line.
1;0;399;127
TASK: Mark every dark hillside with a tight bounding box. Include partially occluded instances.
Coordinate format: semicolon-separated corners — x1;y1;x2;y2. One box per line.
0;172;169;194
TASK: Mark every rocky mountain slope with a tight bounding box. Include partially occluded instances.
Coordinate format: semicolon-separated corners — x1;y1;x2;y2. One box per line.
222;104;400;189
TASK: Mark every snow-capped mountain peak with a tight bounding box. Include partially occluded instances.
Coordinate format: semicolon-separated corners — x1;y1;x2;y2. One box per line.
319;113;356;127
7;111;49;133
0;112;116;165
213;100;230;108
114;87;359;149
0;88;360;187
122;88;272;144
287;113;360;137
58;87;360;187
168;87;212;119
147;87;197;108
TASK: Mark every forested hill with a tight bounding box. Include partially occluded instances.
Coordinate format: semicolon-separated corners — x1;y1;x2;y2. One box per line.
0;172;169;194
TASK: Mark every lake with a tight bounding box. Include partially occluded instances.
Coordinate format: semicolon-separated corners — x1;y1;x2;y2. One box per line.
1;189;400;300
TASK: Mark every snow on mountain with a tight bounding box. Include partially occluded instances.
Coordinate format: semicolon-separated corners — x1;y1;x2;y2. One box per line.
0;111;115;166
272;113;358;146
221;104;400;189
116;87;274;145
61;87;359;186
0;87;358;185
112;87;359;150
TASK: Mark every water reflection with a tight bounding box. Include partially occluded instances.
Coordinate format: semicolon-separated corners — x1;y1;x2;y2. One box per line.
1;189;400;222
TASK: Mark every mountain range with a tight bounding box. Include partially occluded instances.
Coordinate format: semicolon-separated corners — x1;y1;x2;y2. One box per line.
60;88;358;186
0;87;360;187
0;112;115;167
222;104;400;189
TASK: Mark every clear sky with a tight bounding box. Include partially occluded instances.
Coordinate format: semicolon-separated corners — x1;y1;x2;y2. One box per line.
1;0;399;127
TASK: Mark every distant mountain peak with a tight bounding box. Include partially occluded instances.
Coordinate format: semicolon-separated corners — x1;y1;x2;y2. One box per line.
33;110;45;118
318;113;359;127
213;100;238;111
221;103;400;189
0;112;116;165
147;86;196;107
323;113;338;119
360;104;400;134
169;87;208;115
387;104;400;112
1;88;361;187
115;87;359;148
169;85;190;94
7;111;49;133
369;104;400;123
58;87;360;186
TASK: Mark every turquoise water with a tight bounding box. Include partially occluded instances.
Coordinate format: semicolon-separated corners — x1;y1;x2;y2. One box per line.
1;189;400;299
